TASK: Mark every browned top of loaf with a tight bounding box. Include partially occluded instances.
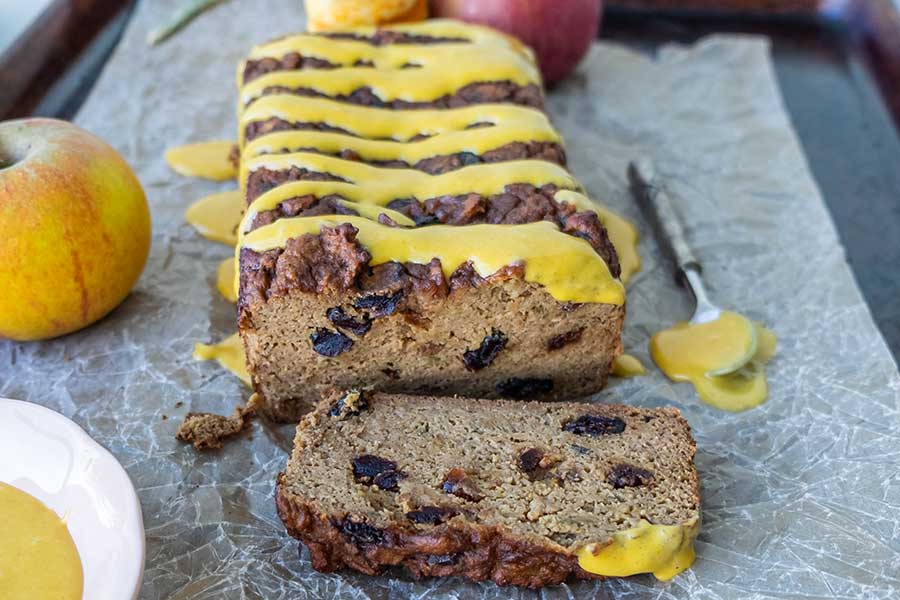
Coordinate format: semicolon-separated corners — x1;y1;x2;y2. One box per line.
241;30;543;111
280;391;699;551
237;222;618;319
243;179;619;279
242;30;468;84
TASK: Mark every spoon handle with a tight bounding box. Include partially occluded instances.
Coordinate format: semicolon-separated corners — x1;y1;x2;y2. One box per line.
627;159;701;284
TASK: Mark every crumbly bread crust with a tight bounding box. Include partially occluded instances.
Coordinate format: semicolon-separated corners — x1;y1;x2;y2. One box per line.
276;392;700;587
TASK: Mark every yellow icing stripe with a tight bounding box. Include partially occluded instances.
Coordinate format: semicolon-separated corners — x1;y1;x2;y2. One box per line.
239;157;580;231
237;215;624;305
186;186;414;244
554;190;641;284
239;95;558;146
236;156;638;286
338;200;415;226
239;60;539;107
251;19;530;59
314;18;524;43
245;35;534;75
194;333;251;385
242;152;578;197
244;127;558;166
577;518;699;581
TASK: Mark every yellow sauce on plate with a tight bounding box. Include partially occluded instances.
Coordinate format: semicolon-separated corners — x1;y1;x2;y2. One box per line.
577;517;699;581
650;311;777;412
164;140;237;181
0;482;83;600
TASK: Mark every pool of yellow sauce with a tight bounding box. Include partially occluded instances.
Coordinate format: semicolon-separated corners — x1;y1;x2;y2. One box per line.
194;333;251;385
612;354;646;378
217;258;237;303
0;482;83;600
650;311;777;412
577;518;699;580
185;190;244;246
164;140;237;181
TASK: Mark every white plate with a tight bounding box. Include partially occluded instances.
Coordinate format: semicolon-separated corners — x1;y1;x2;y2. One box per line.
0;398;145;600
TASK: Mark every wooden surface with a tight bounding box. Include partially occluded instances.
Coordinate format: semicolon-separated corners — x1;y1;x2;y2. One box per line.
0;0;131;120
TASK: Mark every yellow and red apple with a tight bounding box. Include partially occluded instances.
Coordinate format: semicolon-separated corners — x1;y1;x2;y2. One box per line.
432;0;603;85
0;119;150;341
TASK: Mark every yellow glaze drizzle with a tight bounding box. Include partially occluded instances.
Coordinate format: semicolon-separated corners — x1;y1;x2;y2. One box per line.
577;517;699;581
650;312;777;412
335;201;416;226
185;186;415;247
239;96;556;146
240;94;562;151
240;58;539;107
612;354;646;378
236;159;638;284
240;152;578;213
238;215;624;305
554;190;640;284
185;190;245;246
165;140;237;181
245;34;534;75
194;333;251;385
0;482;83;600
251;19;529;59
241;152;579;196
217;257;237;303
319;18;527;50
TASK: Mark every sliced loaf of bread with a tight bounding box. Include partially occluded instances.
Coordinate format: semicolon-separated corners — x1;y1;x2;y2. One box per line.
276;391;700;588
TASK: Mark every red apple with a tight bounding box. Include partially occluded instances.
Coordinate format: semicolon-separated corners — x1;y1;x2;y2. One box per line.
0;119;151;341
432;0;602;85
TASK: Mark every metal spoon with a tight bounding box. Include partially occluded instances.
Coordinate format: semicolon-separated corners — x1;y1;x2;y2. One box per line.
628;159;758;376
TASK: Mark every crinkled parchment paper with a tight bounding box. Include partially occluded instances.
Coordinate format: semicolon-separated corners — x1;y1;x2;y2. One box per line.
2;0;898;598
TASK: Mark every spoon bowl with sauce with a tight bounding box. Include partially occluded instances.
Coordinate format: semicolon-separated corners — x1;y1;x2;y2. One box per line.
629;161;776;412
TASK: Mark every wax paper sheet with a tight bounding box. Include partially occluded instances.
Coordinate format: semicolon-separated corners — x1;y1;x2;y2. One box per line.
2;0;898;597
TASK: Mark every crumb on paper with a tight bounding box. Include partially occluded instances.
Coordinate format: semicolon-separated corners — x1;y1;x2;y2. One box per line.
176;394;260;450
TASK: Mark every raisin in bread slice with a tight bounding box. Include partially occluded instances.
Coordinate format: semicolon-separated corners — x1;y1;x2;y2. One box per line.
276;391;700;588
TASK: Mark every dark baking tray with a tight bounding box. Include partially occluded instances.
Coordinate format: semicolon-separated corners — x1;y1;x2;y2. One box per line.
600;7;900;360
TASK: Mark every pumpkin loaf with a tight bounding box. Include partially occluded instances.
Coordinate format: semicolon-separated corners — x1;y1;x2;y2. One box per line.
276;391;701;587
234;20;630;421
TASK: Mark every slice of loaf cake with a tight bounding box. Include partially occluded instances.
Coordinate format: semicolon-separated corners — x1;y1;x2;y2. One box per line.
276;391;700;587
238;216;624;421
234;20;633;421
